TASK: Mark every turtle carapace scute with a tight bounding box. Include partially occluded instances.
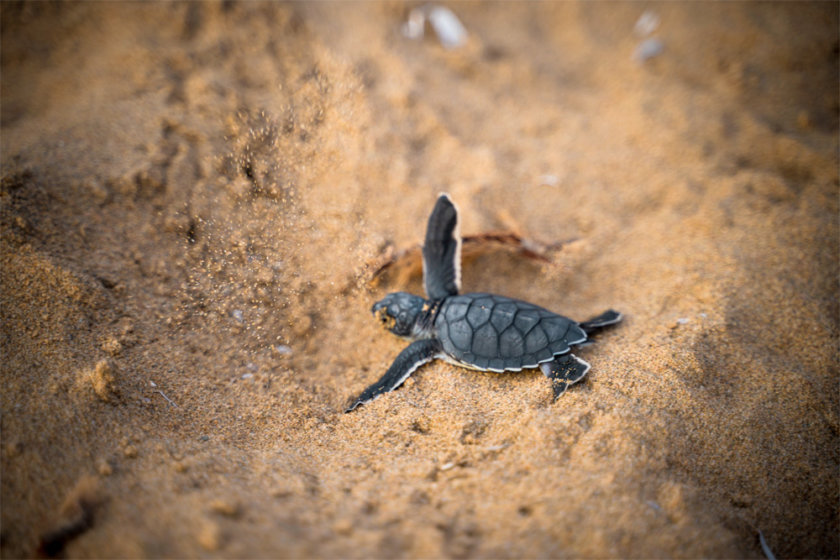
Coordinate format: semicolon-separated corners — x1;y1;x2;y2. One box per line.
346;194;622;412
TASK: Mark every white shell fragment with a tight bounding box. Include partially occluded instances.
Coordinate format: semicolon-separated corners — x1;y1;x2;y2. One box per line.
634;10;660;37
428;6;467;49
633;38;664;63
633;10;663;64
402;4;467;50
274;344;293;355
402;8;426;39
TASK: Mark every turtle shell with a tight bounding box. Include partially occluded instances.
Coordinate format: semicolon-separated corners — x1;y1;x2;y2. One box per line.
434;293;587;372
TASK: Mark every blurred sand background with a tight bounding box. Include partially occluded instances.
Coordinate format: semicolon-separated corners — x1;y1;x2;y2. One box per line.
1;2;838;558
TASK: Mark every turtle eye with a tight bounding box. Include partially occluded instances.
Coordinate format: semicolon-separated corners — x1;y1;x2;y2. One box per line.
375;308;395;329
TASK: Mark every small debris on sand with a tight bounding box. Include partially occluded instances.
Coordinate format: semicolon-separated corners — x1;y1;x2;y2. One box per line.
759;531;777;560
97;459;113;477
100;336;122;356
197;519;221;551
209;498;241;518
82;360;119;403
210;498;242;517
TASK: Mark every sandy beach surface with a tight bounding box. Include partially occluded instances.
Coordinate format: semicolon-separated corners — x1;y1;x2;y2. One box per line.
1;2;838;558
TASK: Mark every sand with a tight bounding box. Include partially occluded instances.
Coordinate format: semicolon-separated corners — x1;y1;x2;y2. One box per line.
1;2;838;558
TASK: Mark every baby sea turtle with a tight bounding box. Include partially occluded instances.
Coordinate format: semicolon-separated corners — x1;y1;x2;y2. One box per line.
346;194;621;412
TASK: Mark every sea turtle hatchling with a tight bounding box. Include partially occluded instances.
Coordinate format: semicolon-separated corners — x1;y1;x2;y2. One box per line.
345;194;622;412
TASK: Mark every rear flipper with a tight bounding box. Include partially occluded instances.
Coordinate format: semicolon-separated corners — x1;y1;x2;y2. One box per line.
580;309;622;335
540;353;591;400
345;339;440;412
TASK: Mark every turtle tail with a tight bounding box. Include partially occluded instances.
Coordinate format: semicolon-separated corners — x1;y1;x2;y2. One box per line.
580;310;622;335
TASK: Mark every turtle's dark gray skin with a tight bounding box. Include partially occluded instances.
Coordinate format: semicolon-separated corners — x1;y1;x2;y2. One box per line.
345;194;622;412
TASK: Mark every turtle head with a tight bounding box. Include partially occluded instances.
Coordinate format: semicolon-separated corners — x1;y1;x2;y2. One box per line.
372;292;427;338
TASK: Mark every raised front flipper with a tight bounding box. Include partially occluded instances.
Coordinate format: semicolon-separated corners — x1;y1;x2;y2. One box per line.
539;353;591;400
345;339;441;412
422;194;461;300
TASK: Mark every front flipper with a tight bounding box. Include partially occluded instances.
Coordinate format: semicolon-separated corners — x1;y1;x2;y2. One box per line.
539;353;591;401
345;339;441;412
422;194;461;300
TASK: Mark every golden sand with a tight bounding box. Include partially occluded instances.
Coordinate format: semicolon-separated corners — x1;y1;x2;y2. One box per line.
2;3;837;557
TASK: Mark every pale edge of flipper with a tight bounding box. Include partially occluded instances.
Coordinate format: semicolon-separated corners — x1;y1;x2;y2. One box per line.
539;353;591;400
422;193;462;301
345;339;440;412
